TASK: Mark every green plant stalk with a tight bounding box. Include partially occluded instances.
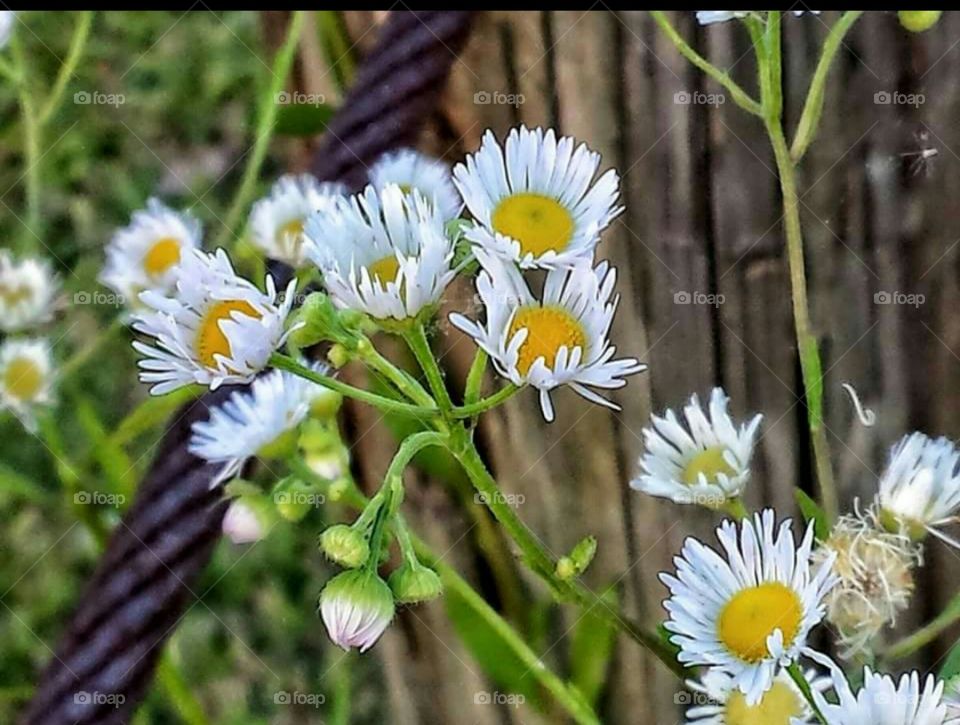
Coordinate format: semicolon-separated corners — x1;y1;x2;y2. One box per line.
452;383;520;418
755;21;838;523
884;592;960;662
156;651;209;725
790;11;864;162
404;324;455;414
304;456;600;723
271;353;438;418
787;661;826;724
60;316;125;379
39;11;95;127
315;10;356;92
214;10;306;249
11;33;41;243
355;340;435;407
650;11;763;117
463;348;488;406
382;431;446;509
415;535;601;725
448;425;686;678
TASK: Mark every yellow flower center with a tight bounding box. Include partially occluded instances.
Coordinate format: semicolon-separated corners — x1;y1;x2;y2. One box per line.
725;681;805;725
277;218;305;244
0;282;31;306
367;255;401;288
682;446;736;485
143;237;182;277
492;193;574;257
3;357;44;401
718;582;803;663
195;299;261;369
507;305;587;376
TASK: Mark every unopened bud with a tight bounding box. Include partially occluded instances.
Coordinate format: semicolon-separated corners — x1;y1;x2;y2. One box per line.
898;11;942;33
389;563;443;604
223;496;275;544
319;569;395;652
320;524;369;569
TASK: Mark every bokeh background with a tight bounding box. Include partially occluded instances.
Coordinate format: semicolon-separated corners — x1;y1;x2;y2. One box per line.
3;9;960;723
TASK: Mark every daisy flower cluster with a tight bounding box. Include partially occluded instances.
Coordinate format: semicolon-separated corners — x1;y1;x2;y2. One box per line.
629;386;960;722
0;251;59;431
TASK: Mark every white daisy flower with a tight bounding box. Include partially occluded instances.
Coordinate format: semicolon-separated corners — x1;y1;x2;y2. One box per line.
684;668;830;725
810;664;957;725
660;510;837;706
369;148;462;221
876;432;960;548
248;174;346;268
0;252;59;332
452;125;622;269
100;198;202;308
0;338;54;431
631;388;761;508
450;251;645;422
189;362;334;482
304;184;455;321
695;11;748;25
132;248;295;395
0;12;15;49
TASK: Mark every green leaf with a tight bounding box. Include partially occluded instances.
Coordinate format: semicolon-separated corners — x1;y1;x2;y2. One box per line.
274;101;336;137
76;395;135;497
570;587;617;708
794;488;829;541
940;637;960;681
443;582;543;709
0;462;50;504
800;338;824;428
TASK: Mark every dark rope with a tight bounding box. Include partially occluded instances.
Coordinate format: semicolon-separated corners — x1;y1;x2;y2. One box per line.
21;11;474;724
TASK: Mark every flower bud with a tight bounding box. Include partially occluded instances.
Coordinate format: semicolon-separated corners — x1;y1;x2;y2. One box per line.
319;570;394;652
389;562;443;604
222;496;275;544
273;478;319;522
327;344;351;369
288;292;343;349
320;524;370;569
898;11;942;33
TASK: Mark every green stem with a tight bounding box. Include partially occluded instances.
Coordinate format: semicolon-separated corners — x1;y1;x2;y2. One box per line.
11;33;41;243
790;11;864;163
756;22;838;524
448;426;685;678
722;497;750;520
650;11;763;117
156;650;209;725
383;431;446;508
214;11;306;249
452;383;520;418
270;353;439;418
787;662;827;724
59;317;125;379
463;348;488;405
38;11;94;127
415;535;600;725
304;454;599;723
884;592;960;662
355;340;434;407
404;324;455;413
